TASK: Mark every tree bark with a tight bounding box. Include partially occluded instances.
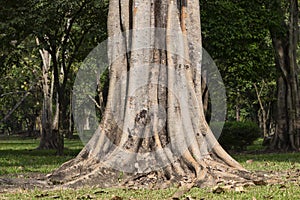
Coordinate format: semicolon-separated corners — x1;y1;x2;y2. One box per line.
36;38;62;152
269;0;300;151
49;0;254;189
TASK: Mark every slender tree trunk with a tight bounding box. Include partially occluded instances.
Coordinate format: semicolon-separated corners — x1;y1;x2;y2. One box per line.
52;92;59;130
236;103;241;122
254;83;268;137
49;0;255;189
235;90;241;121
0;87;32;124
66;91;74;139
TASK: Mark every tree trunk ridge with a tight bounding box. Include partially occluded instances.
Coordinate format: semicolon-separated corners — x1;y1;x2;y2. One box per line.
49;0;257;190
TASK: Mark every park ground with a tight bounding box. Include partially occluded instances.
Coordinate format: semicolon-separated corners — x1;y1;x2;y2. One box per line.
0;136;300;199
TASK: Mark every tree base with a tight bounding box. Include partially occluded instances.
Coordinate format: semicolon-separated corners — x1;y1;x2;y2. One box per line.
48;149;256;190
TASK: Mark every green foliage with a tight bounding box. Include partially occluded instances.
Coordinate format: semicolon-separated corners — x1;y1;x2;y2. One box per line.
0;0;109;136
218;121;261;151
200;0;277;122
0;39;42;134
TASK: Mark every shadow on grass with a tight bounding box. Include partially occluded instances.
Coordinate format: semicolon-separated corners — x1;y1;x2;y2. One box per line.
234;151;300;163
1;136;300;175
0;137;84;175
233;151;300;172
0;148;82;175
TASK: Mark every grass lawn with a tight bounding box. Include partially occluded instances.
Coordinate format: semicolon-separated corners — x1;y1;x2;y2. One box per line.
0;136;83;176
1;136;300;199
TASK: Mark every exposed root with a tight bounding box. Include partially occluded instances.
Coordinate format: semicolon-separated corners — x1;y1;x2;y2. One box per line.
48;152;256;192
47;0;259;196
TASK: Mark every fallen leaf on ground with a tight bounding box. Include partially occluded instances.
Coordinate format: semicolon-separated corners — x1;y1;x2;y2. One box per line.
253;179;267;186
279;184;287;189
263;195;273;199
77;194;93;199
35;193;49;198
111;196;123;200
184;196;196;200
94;190;108;195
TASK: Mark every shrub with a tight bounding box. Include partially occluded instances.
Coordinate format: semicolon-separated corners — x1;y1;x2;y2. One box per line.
214;121;261;151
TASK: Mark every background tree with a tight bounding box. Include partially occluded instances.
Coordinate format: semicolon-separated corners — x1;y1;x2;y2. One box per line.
200;0;277;133
265;0;300;150
31;0;108;154
0;0;108;154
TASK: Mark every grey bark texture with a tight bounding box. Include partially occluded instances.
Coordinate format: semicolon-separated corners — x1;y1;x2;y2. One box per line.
49;0;255;190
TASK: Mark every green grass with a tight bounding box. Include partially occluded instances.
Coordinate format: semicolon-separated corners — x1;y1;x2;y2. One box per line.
186;184;300;200
0;136;83;175
1;183;300;200
0;187;177;200
246;137;265;151
1;137;300;199
233;138;300;171
234;152;300;171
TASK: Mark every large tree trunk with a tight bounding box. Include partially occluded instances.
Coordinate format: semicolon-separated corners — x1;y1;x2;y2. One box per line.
49;0;254;189
269;0;300;151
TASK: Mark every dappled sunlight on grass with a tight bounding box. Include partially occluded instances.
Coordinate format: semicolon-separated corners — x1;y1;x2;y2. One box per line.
235;152;300;171
232;138;300;171
1;137;300;199
0;136;83;175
